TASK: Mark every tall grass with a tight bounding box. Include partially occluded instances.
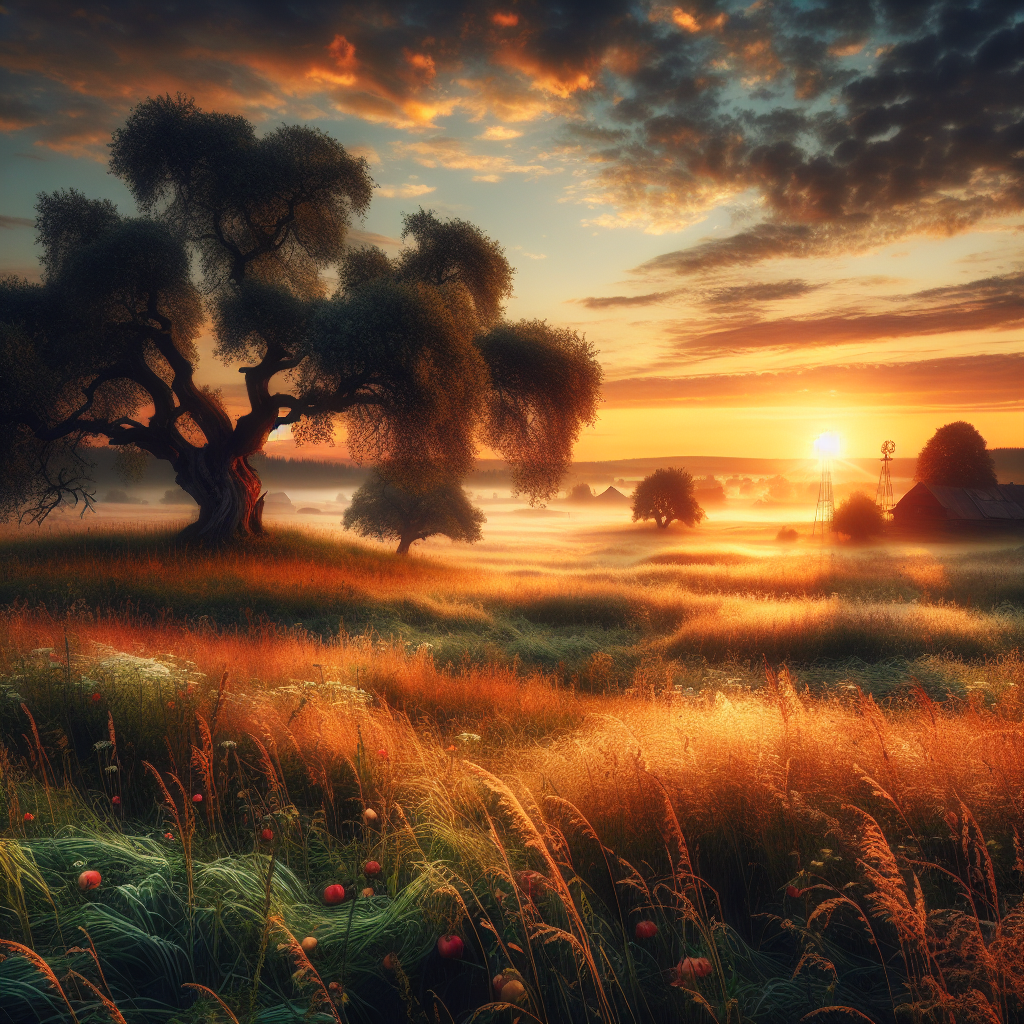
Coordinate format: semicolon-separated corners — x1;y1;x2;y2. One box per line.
1;622;1021;1022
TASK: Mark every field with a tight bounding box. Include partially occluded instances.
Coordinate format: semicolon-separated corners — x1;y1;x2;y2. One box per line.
1;508;1022;1023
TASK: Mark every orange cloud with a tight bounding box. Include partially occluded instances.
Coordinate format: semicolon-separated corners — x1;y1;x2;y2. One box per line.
492;12;519;28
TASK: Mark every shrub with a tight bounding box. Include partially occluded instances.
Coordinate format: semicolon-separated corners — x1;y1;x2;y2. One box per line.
833;492;885;541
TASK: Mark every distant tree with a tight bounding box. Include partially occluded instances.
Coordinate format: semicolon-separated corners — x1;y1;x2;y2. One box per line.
343;471;485;554
0;96;602;544
916;421;997;488
567;483;595;502
631;468;705;529
833;492;885;541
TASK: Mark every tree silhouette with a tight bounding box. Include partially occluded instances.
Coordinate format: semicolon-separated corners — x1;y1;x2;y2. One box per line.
343;471;485;554
833;492;885;541
631;468;705;529
0;96;602;543
915;421;997;488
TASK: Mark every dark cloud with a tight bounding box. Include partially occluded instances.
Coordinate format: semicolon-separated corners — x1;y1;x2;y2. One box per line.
672;272;1023;357
601;352;1024;408
0;0;1018;259
705;279;821;306
575;289;682;309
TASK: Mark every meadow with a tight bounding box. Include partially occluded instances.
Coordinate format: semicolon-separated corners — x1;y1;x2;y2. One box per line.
0;512;1021;1023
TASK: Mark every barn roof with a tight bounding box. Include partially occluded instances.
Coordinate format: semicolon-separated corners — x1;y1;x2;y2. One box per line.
894;482;1024;521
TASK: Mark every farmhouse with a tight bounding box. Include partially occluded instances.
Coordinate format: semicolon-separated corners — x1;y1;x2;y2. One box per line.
891;482;1024;534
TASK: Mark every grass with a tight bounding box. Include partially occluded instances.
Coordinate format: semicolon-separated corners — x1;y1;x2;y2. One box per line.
0;525;1022;1022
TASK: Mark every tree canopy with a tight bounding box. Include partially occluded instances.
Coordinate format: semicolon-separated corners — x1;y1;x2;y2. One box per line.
0;96;602;543
343;472;485;555
631;468;705;529
915;422;997;488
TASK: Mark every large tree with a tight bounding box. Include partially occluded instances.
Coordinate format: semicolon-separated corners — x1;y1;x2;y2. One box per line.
0;96;602;543
631;468;705;529
915;421;997;489
343;471;485;555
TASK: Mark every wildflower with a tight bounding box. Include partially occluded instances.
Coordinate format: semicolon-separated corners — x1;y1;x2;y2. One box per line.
164;833;175;840
670;957;712;986
23;812;34;822
376;748;389;760
323;884;345;905
437;934;464;959
78;870;102;891
111;796;121;806
91;692;102;703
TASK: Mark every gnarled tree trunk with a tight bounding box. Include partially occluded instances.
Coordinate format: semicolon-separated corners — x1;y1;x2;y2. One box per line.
176;450;265;544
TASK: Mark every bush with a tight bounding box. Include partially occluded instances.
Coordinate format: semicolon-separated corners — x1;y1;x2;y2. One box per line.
833;492;885;541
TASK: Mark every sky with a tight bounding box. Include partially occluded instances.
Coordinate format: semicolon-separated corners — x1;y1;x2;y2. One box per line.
0;0;1021;461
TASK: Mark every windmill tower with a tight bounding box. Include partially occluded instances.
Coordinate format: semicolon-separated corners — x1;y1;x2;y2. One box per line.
875;440;895;520
812;433;837;537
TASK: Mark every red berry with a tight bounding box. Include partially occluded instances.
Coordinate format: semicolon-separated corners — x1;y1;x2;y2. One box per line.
111;796;121;806
323;884;346;905
635;920;658;940
23;812;34;822
437;934;464;959
78;870;101;891
192;793;203;803
164;832;175;840
364;860;381;877
260;828;274;842
91;692;102;702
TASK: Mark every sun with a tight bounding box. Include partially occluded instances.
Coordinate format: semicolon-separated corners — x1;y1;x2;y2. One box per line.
813;431;841;458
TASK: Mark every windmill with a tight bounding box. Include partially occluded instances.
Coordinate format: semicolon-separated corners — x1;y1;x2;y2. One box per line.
812;432;838;537
875;440;895;520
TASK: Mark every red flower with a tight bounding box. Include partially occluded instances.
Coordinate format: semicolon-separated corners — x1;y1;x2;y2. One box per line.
377;748;389;760
436;934;464;960
323;884;346;905
786;885;805;899
635;920;658;940
23;812;34;822
91;692;102;703
78;870;102;891
192;793;203;803
260;828;274;842
164;832;175;840
111;796;121;806
671;957;713;986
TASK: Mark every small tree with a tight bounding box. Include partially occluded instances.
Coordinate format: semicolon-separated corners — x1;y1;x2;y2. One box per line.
343;472;485;554
833;492;885;541
631;468;705;529
916;421;997;488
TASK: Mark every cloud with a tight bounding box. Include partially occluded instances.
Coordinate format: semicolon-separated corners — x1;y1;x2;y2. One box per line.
0;0;1018;261
392;136;556;180
705;279;821;306
0;215;34;229
347;228;403;249
601;353;1024;409
671;273;1023;357
576;289;683;309
376;183;436;198
478;125;523;140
